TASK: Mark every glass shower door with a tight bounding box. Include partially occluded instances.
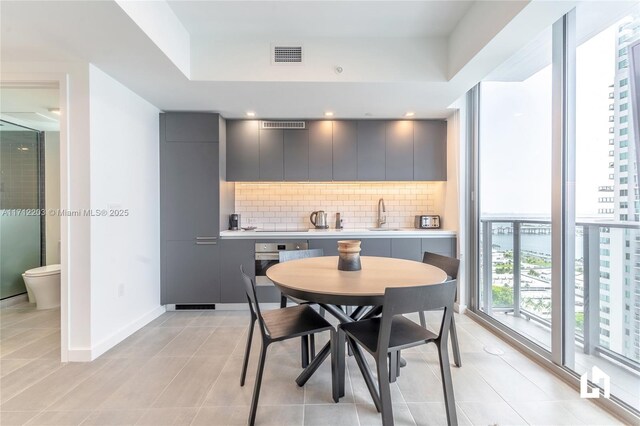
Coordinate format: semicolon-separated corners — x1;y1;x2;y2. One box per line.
0;121;43;299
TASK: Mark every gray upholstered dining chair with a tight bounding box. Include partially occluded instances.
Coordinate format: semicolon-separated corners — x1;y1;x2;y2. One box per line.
419;252;462;367
340;281;458;426
279;248;325;367
239;265;335;426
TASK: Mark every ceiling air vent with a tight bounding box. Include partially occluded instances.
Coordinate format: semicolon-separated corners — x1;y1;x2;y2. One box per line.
273;45;303;64
261;121;306;129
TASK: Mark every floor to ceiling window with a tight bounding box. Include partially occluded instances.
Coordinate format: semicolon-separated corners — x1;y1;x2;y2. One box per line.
472;1;640;418
477;28;554;351
569;2;640;412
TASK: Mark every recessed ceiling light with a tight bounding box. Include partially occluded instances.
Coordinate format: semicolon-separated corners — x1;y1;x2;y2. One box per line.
246;111;256;117
324;112;334;117
404;112;415;117
48;108;60;115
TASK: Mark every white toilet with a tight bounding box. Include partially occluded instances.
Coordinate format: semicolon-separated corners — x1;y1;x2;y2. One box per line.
22;264;61;310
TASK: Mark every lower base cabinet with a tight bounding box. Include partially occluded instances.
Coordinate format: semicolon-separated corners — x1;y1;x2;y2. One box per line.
220;239;254;303
162;240;220;304
391;238;423;261
360;238;391;257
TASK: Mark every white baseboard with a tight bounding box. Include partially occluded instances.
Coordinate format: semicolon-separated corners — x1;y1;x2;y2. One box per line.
67;305;166;362
0;294;29;308
454;303;467;314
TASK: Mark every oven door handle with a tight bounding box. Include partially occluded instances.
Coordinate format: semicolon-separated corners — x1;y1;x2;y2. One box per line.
255;253;280;261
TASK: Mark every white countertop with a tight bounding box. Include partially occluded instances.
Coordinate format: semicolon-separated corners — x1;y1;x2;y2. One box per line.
219;228;456;239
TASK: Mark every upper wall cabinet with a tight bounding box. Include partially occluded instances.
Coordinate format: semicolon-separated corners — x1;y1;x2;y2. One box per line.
227;120;259;181
386;120;414;181
332;121;358;181
357;121;386;181
308;121;333;181
225;119;446;182
414;121;447;181
165;113;219;143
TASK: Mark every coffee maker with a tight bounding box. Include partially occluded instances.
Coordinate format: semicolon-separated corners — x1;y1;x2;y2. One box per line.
229;213;241;230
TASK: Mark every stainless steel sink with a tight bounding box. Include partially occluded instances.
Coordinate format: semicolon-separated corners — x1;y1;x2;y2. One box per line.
368;227;401;231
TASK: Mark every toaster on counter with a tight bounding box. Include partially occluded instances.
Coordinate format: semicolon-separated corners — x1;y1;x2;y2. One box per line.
415;215;441;229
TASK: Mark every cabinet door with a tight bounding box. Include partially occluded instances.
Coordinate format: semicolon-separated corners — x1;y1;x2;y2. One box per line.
259;128;284;181
284;129;309;181
161;142;219;241
332;121;358;181
357;121;386;181
414;121;447;181
227;120;259;181
308;121;333;181
391;238;422;261
165;113;219;143
360;238;391;257
162;240;220;304
422;237;456;257
220;239;255;303
386;121;414;181
308;238;340;256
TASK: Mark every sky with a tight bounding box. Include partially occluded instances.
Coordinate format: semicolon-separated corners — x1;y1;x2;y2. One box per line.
479;15;619;219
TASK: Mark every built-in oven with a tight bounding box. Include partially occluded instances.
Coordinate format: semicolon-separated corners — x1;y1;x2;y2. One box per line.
254;242;308;286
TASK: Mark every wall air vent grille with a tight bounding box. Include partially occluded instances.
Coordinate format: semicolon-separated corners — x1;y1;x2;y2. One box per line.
261;121;306;129
273;46;303;63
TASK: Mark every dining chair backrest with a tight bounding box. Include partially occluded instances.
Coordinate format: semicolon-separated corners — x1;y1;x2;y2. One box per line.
240;265;268;336
279;248;324;263
377;280;457;353
422;252;460;280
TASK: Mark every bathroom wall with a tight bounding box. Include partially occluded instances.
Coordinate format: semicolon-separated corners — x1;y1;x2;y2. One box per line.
234;181;445;230
45;131;60;264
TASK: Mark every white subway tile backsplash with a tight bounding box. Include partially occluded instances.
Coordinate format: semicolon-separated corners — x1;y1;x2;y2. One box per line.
234;182;441;229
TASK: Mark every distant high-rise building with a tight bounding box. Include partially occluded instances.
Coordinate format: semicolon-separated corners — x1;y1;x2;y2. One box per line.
598;11;640;362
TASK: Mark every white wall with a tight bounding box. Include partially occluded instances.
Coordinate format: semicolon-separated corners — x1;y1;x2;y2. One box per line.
88;64;163;359
45;131;60;265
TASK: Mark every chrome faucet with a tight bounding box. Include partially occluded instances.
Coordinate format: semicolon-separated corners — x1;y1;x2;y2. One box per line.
377;198;386;228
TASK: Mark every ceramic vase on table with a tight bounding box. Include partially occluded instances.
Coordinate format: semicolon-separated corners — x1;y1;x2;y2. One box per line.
337;240;362;271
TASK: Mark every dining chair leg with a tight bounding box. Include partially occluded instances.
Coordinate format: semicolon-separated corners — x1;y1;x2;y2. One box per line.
388;351;398;383
348;337;381;412
450;316;462;367
437;340;458;426
419;310;426;327
331;329;340;403
280;293;287;308
336;328;346;398
309;334;316;360
249;342;269;426
240;315;256;386
376;354;393;426
301;335;310;368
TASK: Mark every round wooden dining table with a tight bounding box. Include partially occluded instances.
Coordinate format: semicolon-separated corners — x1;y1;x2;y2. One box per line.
266;255;448;402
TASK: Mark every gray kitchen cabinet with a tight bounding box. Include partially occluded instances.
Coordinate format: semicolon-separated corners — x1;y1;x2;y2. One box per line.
332;121;358;181
284;129;309;181
165;113;219;143
360;238;392;257
422;237;456;257
386;120;414;181
308;238;341;256
391;238;423;261
160;112;221;305
161;141;220;241
414;121;447;181
219;239;255;303
227;120;259;181
357;121;386;181
163;240;220;304
308;121;333;181
259;128;284;181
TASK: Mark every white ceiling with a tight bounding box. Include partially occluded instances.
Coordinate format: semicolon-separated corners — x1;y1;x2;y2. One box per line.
167;1;473;38
0;1;577;119
0;87;60;131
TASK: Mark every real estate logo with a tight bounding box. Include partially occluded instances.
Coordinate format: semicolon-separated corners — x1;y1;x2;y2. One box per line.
580;366;611;399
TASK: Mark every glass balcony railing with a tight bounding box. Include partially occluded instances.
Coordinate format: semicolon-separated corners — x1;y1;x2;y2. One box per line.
478;218;640;410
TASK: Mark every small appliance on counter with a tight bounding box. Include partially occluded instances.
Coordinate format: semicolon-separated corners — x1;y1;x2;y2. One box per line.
415;215;440;229
229;213;241;230
309;210;329;229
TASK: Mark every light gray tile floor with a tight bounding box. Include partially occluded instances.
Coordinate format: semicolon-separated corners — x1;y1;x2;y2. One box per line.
0;304;628;425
